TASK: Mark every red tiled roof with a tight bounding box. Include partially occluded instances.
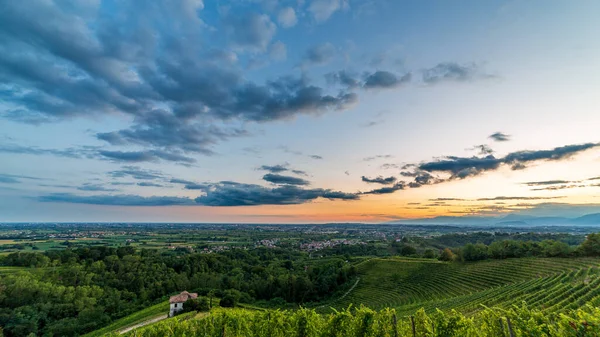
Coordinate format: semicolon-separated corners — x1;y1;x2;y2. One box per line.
169;291;198;303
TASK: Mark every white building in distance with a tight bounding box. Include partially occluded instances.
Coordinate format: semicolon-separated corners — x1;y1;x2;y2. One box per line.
169;291;198;317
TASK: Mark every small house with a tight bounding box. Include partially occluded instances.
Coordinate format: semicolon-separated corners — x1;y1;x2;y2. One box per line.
169;291;198;317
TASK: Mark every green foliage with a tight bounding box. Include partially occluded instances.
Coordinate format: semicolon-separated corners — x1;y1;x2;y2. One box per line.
183;297;210;313
121;305;600;337
580;233;600;256
439;248;455;261
331;257;600;315
220;290;241;308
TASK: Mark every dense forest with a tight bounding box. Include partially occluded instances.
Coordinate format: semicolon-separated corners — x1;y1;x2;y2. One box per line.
0;247;355;336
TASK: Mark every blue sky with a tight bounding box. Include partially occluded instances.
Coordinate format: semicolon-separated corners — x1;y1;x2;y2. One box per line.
1;0;600;222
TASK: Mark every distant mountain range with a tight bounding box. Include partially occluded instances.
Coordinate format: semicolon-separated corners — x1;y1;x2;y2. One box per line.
386;213;600;226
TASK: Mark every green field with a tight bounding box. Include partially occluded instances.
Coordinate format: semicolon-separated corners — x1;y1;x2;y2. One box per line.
331;257;600;315
82;301;169;337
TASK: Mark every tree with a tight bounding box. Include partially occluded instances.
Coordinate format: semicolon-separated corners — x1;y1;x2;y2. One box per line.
400;245;417;256
183;297;210;313
439;248;455;262
219;290;240;308
423;249;436;259
580;233;600;256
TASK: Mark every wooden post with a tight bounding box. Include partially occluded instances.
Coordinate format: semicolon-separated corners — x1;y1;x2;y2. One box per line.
393;313;398;337
410;316;416;337
498;318;505;337
222;324;226;337
506;317;515;337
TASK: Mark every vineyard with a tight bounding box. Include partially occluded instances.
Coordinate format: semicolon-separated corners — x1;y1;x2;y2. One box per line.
329;257;600;315
115;305;600;336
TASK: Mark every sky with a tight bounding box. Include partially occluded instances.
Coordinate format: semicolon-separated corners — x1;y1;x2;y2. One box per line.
1;0;600;223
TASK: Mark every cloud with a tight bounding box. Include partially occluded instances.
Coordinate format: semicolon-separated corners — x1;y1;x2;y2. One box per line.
363;71;411;89
137;182;164;187
325;71;360;89
277;7;297;28
416;142;600;180
1;2;359;156
98;150;196;164
476;196;565;201
310;155;323;160
489;132;511;142
169;178;196;185
195;182;358;206
587;176;600;181
0;176;19;184
38;193;196;206
302;43;336;66
361;183;404;194
226;12;277;52
0;173;46;184
292;169;308;176
0;143;95;159
259;164;289;173
269;41;287;61
361;175;397;185
422;62;492;84
522;180;574;186
429;198;465;201
380;163;400;170
470;144;494;155
363;154;393;161
530;185;584;191
263;173;310;185
184;183;210;190
108;166;163;180
308;0;348;23
77;183;119;192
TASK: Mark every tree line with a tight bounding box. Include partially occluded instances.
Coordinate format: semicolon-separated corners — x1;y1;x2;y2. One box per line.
0;246;356;337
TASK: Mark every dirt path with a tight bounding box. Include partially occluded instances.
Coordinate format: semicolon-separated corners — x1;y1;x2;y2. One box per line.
119;314;168;334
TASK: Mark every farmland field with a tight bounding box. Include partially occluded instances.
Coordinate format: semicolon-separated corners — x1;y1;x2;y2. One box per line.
330;257;600;315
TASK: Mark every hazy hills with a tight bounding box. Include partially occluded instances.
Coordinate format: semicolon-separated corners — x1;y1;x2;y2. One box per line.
387;213;600;226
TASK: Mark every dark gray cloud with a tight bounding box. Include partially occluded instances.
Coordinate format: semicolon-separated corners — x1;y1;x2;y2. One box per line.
263;173;310;186
184;183;210;190
303;43;336;66
38;193;195;206
476;196;565;201
471;144;494;155
361;175;397;185
169;178;196;185
422;62;490;84
0;143;96;159
310;155;323;160
325;70;359;88
0;2;358;157
363;71;411;89
137;182;164;187
195;182;358;206
531;185;584;191
416;142;600;180
522;180;574;186
361;183;405;194
429;198;465;201
588;176;600;181
108;166;163;180
99;149;196;164
489;132;511;142
292;169;308;176
259;164;289;173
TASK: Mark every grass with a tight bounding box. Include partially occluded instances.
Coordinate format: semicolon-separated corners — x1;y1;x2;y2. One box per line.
329;257;600;315
83;301;169;337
